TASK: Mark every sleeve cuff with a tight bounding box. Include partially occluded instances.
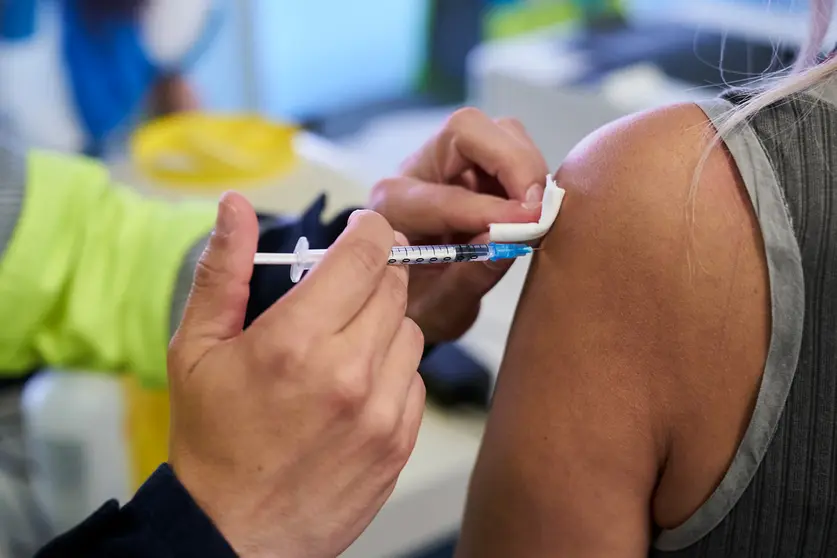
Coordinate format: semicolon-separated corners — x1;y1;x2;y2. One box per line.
0;144;26;264
169;235;208;336
125;464;237;558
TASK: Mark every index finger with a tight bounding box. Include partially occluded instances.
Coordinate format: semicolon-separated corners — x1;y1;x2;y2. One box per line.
402;108;548;201
371;177;537;238
259;210;395;333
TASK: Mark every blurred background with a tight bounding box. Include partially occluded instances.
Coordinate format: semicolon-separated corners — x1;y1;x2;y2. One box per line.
0;1;831;557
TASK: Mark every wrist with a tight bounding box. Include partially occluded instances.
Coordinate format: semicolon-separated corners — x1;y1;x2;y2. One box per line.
170;458;306;558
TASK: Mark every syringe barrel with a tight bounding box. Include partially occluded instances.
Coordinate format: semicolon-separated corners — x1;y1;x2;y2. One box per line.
388;244;491;265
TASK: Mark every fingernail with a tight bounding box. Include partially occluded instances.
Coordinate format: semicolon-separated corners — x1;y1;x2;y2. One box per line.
215;195;237;237
522;184;543;211
349;209;365;224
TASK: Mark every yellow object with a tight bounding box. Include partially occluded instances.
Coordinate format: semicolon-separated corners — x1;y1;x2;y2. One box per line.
485;1;576;40
123;375;171;491
131;113;299;188
0;151;215;386
484;0;624;40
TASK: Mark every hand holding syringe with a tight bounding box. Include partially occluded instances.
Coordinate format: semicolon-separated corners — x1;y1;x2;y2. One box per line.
255;237;534;283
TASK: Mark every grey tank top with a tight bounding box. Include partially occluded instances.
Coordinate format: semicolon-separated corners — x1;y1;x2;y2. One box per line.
649;85;837;556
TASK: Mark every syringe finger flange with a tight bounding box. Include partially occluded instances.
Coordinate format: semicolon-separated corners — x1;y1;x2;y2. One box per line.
290;236;310;283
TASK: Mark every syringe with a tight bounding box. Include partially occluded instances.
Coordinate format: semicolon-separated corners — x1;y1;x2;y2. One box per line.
255;237;533;283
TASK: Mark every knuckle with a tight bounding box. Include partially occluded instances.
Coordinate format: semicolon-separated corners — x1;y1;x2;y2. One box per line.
281;342;309;370
265;327;315;370
191;250;221;292
413;375;427;404
496;116;526;134
362;405;399;448
392;395;424;462
448;107;484;130
347;235;390;276
502;149;546;186
505;143;539;169
330;363;372;411
369;178;400;212
392;429;416;464
400;318;425;357
190;244;250;306
166;342;188;376
384;269;410;310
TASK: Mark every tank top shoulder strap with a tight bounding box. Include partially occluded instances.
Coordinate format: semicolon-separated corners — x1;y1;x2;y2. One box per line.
652;91;806;553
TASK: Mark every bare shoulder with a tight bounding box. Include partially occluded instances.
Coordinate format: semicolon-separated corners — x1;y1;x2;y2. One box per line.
456;104;770;558
541;100;769;384
548;102;769;387
555;102;748;254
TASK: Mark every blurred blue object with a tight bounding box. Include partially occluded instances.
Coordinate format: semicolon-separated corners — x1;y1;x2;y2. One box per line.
251;0;431;120
62;0;158;155
0;0;37;40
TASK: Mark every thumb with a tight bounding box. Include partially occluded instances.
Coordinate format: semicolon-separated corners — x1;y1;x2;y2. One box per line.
176;192;259;346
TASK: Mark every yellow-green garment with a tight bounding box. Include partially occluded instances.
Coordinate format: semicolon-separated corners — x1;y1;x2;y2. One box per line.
0;145;214;387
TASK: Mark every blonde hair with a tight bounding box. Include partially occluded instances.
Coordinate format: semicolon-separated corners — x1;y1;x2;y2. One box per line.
687;0;837;269
692;0;837;205
713;0;837;140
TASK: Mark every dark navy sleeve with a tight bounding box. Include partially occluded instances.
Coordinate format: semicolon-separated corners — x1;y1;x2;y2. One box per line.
35;464;237;558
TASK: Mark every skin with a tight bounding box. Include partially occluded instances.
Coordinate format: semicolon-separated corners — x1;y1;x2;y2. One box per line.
164;110;551;558
167;195;425;558
454;104;771;557
166;103;765;556
371;107;548;344
150;74;201;115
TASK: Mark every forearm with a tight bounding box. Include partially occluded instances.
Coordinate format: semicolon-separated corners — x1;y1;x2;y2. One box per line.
0;146;214;386
35;465;237;558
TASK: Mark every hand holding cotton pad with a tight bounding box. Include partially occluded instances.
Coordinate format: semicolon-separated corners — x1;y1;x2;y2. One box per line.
489;175;566;243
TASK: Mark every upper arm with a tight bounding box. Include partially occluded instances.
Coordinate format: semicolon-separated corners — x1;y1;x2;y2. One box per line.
456;104;768;557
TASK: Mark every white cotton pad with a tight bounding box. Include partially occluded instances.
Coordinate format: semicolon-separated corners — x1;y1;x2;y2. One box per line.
489;174;566;243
